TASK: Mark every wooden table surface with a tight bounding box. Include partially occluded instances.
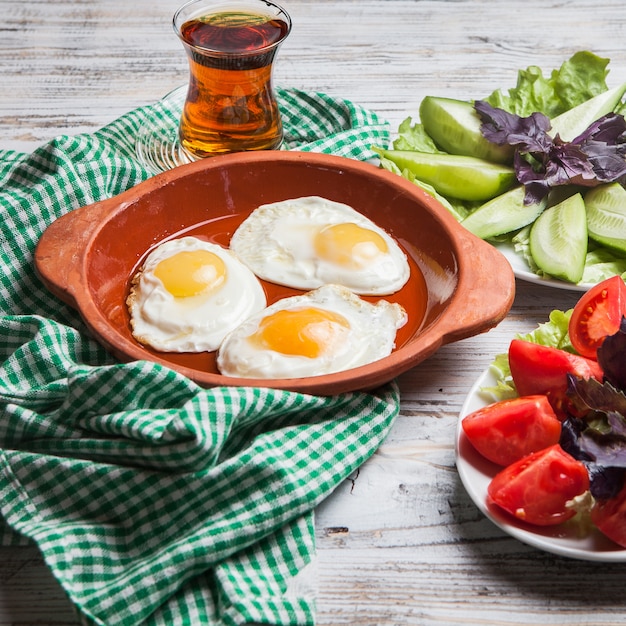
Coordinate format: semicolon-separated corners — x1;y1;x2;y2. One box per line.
2;0;626;624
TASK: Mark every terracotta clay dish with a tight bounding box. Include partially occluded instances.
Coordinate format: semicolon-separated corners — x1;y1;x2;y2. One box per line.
35;151;515;395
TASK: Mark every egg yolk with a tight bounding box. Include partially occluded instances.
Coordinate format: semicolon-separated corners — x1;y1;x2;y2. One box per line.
154;249;226;297
251;307;350;358
314;222;388;268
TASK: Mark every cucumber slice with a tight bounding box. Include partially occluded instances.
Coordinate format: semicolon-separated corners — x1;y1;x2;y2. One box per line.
461;186;546;239
529;193;587;283
419;96;514;164
585;182;626;254
378;150;516;202
549;83;626;141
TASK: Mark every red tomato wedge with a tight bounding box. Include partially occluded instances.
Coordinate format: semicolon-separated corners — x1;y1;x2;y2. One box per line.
462;395;561;466
591;481;626;548
487;444;590;526
508;339;603;410
569;275;626;360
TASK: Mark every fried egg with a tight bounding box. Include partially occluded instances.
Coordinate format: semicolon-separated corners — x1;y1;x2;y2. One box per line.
229;196;410;295
127;236;267;353
216;284;407;379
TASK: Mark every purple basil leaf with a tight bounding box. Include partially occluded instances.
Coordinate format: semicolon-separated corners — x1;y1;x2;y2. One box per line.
608;410;626;438
576;423;626;468
474;100;521;145
559;417;626;499
581;141;626;181
475;100;552;152
505;113;553;153
562;375;626;497
573;114;626;182
515;142;595;203
513;152;553;203
546;141;597;181
597;317;626;390
519;180;551;205
566;375;626;416
572;113;626;145
560;413;593;460
475;100;626;204
586;465;626;500
521;183;550;205
584;147;626;180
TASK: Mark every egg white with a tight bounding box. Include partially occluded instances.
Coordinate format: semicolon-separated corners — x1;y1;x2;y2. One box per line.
229;196;410;295
127;236;267;353
216;283;407;379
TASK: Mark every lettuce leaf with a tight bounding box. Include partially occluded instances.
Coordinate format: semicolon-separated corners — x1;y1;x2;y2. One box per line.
486;65;565;118
555;51;611;110
390;117;442;153
521;308;574;350
484;51;610;118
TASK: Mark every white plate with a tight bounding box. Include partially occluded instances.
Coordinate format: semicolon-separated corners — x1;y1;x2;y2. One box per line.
456;367;626;561
493;241;592;292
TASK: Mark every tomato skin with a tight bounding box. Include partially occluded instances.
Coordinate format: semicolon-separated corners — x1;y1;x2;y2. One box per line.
591;481;626;548
462;395;561;466
488;444;590;526
508;339;603;415
569;275;626;360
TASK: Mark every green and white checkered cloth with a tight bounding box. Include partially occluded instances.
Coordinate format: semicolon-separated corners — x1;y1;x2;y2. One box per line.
0;88;395;625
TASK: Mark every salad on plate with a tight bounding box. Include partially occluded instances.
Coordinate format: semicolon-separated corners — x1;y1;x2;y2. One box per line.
376;51;626;290
456;276;626;560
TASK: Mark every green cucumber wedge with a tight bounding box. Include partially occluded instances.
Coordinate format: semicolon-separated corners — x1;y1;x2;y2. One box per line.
461;186;546;239
378;150;516;202
419;96;514;164
529;193;588;283
585;182;626;254
549;83;626;141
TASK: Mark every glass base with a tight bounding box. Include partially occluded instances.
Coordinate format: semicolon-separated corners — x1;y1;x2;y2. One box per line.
134;85;283;173
135;85;195;175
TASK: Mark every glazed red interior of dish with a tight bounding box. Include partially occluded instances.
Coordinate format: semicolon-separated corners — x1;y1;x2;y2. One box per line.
83;158;458;377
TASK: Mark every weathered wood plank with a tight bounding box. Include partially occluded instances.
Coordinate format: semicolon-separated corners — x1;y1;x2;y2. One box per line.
1;1;624;624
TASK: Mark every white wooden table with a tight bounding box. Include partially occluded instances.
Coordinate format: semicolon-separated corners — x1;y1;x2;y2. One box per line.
2;1;626;624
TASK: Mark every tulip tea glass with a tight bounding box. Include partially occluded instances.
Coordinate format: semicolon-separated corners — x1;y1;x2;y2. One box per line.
173;0;291;158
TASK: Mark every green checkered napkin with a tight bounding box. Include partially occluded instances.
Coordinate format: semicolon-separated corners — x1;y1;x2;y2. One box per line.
0;89;395;625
